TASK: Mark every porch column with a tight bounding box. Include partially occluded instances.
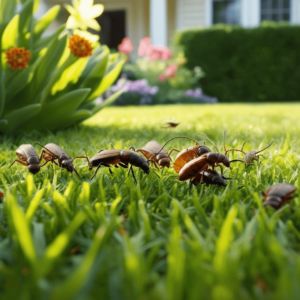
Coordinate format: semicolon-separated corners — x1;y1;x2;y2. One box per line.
291;0;300;24
241;0;260;27
150;0;167;46
205;0;212;27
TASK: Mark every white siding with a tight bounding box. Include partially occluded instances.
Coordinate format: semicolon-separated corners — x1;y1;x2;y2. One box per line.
176;0;206;29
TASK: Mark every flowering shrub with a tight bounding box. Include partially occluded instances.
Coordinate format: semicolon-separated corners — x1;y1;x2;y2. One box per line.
119;37;205;104
184;88;218;103
0;0;124;134
111;78;158;105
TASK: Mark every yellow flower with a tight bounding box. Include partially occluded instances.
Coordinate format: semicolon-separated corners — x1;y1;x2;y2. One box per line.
4;46;31;70
69;34;93;58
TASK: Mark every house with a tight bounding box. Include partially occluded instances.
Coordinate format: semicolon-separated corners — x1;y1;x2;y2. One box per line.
50;0;300;52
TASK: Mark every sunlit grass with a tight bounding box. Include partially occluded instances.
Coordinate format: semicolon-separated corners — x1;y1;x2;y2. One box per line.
1;103;300;299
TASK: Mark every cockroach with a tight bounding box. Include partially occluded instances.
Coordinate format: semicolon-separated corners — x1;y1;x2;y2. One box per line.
136;140;172;168
9;144;51;174
191;169;233;187
173;144;211;173
35;143;88;179
162;121;180;129
263;183;296;210
86;144;153;182
177;131;244;181
145;136;206;172
231;140;273;167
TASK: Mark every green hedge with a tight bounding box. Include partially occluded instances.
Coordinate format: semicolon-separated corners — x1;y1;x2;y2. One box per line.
174;23;300;102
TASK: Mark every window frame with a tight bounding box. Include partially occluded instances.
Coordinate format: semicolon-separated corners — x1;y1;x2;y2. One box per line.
260;0;291;22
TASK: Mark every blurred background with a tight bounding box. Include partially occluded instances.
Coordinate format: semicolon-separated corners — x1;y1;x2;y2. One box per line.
36;0;300;104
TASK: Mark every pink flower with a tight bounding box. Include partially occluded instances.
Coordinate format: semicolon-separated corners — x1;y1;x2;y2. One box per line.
147;46;163;61
138;37;151;56
160;47;173;61
165;64;178;78
158;73;167;82
118;38;133;54
147;45;173;61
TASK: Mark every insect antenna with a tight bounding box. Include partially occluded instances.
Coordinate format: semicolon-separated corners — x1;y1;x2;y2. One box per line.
230;159;245;164
152;170;161;178
148;136;203;161
73;168;82;180
198;133;220;153
240;141;247;151
223;130;246;156
255;141;274;154
223;130;227;153
72;149;91;168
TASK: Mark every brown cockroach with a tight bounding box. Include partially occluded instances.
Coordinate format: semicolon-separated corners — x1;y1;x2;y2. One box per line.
86;144;153;182
177;131;244;181
35;143;88;179
173;144;211;173
190;169;233;187
231;140;273;167
263;183;296;209
9;144;52;174
161;121;180;129
136;140;172;168
145;136;206;172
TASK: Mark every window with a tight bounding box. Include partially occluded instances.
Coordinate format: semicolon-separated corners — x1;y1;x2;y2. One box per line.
213;0;242;24
261;0;291;22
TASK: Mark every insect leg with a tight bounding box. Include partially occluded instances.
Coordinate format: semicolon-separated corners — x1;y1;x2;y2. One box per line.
114;165;119;168
9;160;28;168
119;163;128;169
91;163;103;180
40;160;54;167
215;163;223;175
149;159;159;169
129;146;136;151
101;163;113;174
38;148;46;163
110;144;115;149
128;165;137;184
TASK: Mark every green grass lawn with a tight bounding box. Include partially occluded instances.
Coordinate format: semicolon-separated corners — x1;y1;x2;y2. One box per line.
1;103;300;300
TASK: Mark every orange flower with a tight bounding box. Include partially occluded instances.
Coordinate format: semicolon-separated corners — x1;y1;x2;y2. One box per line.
69;34;93;58
4;47;31;70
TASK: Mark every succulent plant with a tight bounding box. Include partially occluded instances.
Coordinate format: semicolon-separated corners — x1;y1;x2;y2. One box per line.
0;0;124;134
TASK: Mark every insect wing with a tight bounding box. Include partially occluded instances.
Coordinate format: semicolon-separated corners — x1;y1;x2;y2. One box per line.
90;150;121;166
17;144;37;161
266;183;296;199
178;155;208;181
142;141;167;155
44;143;67;157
